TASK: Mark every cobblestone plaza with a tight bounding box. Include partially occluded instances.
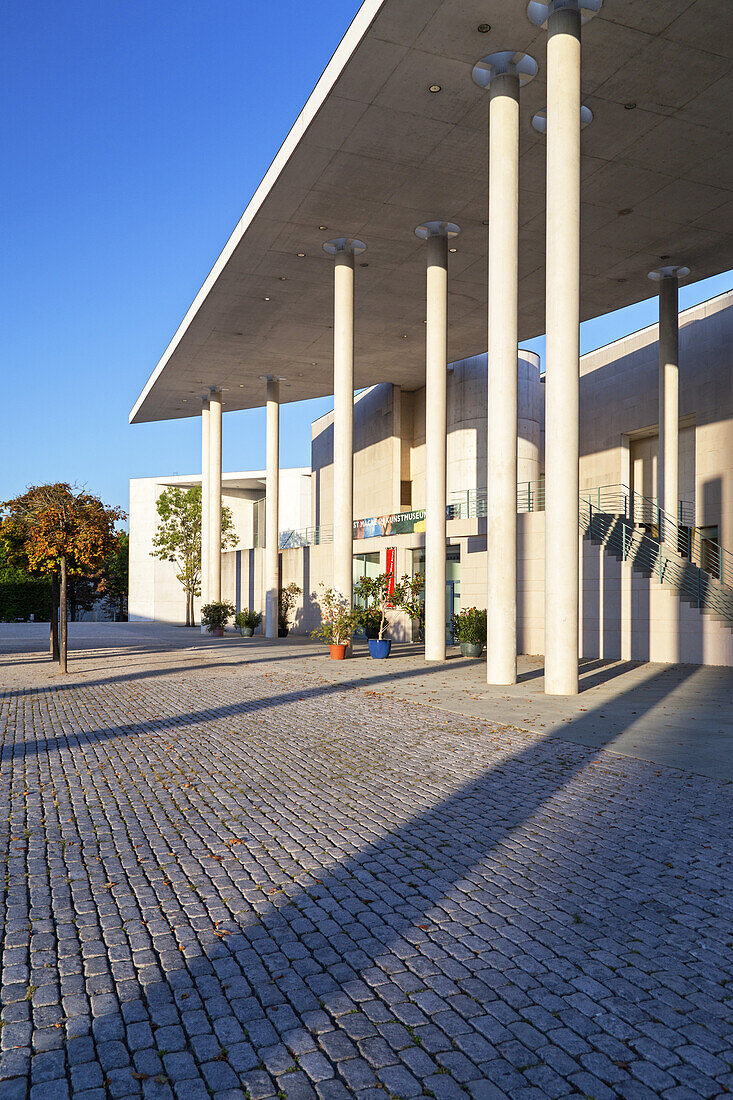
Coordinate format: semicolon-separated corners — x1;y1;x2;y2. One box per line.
1;626;731;1099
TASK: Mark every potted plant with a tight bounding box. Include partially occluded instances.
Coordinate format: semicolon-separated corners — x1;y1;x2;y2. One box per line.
235;609;262;637
452;607;487;658
278;582;302;637
201;601;235;637
353;570;425;659
357;604;383;641
311;585;356;659
354;572;394;659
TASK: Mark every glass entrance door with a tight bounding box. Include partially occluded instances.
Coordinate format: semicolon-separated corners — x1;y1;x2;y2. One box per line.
411;546;460;644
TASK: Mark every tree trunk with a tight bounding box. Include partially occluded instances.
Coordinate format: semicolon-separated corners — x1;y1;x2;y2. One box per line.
59;556;68;674
185;589;190;627
50;573;60;661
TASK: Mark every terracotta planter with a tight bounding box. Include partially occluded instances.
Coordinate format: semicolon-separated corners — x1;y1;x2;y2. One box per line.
212;627;225;637
329;643;347;660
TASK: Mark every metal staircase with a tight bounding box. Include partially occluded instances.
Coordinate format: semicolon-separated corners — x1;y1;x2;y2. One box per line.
580;486;733;628
453;482;733;628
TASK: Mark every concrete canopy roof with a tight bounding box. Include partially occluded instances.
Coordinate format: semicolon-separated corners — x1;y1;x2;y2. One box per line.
130;0;733;425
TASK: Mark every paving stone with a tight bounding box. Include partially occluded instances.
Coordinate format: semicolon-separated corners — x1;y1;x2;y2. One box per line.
1;631;730;1100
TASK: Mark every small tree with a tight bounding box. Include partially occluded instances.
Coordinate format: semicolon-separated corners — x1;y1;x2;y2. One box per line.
311;585;356;646
354;571;425;641
151;486;235;627
0;484;125;672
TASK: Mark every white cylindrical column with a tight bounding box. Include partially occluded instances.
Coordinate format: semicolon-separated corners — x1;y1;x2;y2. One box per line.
416;222;459;662
473;52;537;682
265;377;280;638
544;4;582;696
208;387;223;603
324;237;366;606
487;71;519;685
200;396;210;631
649;265;688;537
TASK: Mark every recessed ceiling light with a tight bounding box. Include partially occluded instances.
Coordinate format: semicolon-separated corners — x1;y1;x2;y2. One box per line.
617;277;628;284
360;262;369;268
449;247;457;253
181;398;188;403
482;219;489;226
659;254;671;260
618;208;633;216
624;102;637;110
263;296;271;301
429;84;442;93
239;384;244;387
296;252;306;258
311;361;318;366
279;275;287;281
401;334;408;339
319;225;328;231
477;23;491;33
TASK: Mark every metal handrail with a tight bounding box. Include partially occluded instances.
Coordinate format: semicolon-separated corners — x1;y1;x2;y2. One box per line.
583;506;733;621
581;483;731;594
274;482;730;617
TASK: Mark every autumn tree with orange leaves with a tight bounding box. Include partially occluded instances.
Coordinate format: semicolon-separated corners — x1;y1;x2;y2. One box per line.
0;484;125;672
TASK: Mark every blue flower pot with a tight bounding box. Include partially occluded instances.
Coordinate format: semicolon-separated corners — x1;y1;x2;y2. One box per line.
368;638;392;659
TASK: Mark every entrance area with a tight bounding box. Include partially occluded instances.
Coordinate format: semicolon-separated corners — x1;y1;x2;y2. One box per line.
412;546;460;643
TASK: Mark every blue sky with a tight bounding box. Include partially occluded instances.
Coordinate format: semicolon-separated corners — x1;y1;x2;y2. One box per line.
2;2;731;515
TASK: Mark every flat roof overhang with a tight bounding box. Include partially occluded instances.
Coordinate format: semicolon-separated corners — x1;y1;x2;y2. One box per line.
130;0;733;425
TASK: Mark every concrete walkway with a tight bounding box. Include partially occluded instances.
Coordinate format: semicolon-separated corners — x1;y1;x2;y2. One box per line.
2;623;731;780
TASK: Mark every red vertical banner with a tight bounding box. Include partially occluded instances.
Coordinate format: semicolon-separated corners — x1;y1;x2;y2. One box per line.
386;547;397;605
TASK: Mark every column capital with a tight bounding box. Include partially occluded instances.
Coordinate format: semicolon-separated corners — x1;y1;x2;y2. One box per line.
648;265;690;283
415;221;461;241
527;0;602;28
472;51;538;91
323;237;367;257
532;105;593;133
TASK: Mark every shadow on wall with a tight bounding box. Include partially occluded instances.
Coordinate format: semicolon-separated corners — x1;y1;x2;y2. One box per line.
291;547;316;637
5;660;724;1097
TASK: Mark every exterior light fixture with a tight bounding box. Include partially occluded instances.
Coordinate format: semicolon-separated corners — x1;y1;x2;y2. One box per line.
477;23;491;33
429;84;442;93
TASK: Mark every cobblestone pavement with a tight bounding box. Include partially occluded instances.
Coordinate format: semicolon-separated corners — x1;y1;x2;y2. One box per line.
1;646;732;1099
